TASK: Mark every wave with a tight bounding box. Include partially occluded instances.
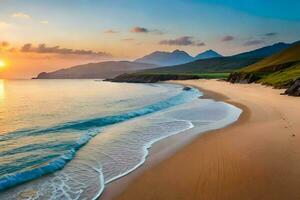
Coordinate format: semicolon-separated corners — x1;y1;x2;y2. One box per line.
0;88;200;191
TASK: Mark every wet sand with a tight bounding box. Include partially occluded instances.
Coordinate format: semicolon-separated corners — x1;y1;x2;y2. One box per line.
113;79;300;200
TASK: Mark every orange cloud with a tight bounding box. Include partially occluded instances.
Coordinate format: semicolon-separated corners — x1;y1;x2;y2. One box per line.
11;12;31;19
104;29;119;34
20;43;110;57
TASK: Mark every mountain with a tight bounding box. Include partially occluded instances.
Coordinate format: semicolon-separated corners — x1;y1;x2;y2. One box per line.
108;41;293;83
228;42;300;91
34;61;159;79
234;42;291;58
135;49;223;66
134;42;291;70
137;41;293;74
135;50;194;66
194;50;222;60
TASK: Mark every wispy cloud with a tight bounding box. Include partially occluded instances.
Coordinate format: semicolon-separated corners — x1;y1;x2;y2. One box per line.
12;12;31;19
130;26;163;34
121;38;135;42
159;36;205;46
0;21;12;29
243;40;265;46
1;41;10;47
20;43;109;57
130;26;149;33
0;41;10;51
264;32;278;37
104;29;119;34
40;20;49;24
0;41;16;52
222;35;235;42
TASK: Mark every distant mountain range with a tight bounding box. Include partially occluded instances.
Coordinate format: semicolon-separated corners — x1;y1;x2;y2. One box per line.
34;61;158;79
134;42;290;67
108;41;294;83
132;42;292;74
135;49;222;66
35;42;293;80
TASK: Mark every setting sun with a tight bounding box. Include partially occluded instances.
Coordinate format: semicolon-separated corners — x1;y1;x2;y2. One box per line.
0;60;6;68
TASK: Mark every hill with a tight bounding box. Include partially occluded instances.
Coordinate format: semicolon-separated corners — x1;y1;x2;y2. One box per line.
234;42;290;58
34;61;159;79
240;42;300;73
139;57;261;74
228;42;300;95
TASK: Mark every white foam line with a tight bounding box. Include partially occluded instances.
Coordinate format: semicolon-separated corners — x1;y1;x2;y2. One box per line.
104;119;194;185
92;86;243;199
91;165;105;200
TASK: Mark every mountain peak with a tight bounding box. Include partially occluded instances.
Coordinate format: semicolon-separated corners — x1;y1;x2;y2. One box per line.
194;49;222;60
135;50;193;66
206;49;218;53
172;49;184;53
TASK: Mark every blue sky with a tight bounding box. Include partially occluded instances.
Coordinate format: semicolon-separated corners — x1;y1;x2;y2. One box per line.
1;0;300;56
0;0;300;78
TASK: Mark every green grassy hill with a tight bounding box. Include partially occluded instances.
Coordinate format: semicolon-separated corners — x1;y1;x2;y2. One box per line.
259;63;300;86
229;42;300;88
140;57;261;74
240;42;300;73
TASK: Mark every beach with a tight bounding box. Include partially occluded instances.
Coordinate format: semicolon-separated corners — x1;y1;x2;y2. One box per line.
111;79;300;200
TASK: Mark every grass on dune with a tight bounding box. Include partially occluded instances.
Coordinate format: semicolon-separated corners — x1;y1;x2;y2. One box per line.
259;63;300;87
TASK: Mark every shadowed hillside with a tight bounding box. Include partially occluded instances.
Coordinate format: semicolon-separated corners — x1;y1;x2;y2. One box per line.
34;61;159;79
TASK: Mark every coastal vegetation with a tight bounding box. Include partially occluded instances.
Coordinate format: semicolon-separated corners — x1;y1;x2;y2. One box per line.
228;42;300;88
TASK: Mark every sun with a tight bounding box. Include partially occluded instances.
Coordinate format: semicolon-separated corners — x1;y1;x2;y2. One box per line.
0;60;6;68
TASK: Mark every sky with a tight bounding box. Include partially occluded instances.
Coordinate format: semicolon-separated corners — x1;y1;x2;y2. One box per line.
0;0;300;78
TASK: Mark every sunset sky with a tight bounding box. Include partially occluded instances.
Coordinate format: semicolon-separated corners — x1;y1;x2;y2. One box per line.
1;0;300;78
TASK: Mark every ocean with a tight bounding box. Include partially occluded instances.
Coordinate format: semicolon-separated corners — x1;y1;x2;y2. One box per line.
0;79;241;199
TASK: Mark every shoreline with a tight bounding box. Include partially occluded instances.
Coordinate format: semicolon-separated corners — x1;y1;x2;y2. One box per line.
112;79;300;200
100;80;246;200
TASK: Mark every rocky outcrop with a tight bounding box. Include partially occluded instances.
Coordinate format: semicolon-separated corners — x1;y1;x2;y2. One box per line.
106;73;200;83
284;78;300;96
227;72;260;84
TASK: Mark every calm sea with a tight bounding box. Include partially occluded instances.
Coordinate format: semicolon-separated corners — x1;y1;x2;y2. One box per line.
0;79;241;199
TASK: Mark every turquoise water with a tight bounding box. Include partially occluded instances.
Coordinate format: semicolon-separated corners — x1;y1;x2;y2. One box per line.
0;80;241;199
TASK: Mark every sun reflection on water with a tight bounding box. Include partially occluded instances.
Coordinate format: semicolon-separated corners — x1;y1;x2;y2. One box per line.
0;79;5;100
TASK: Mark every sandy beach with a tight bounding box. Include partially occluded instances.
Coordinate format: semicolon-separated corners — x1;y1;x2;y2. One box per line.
112;79;300;200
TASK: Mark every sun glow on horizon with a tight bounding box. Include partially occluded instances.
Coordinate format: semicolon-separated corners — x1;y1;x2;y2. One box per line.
0;60;6;69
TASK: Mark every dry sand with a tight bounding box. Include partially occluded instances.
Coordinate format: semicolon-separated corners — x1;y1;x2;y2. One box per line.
113;79;300;200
